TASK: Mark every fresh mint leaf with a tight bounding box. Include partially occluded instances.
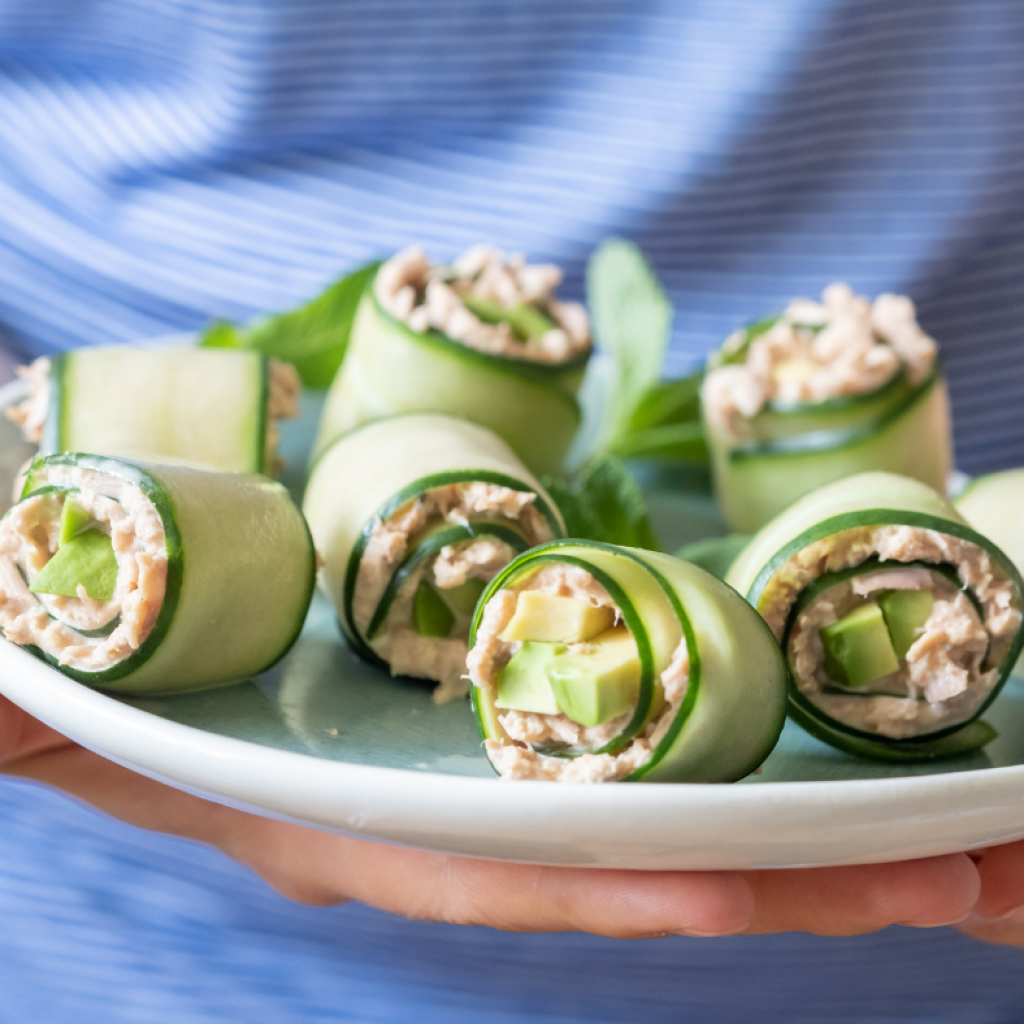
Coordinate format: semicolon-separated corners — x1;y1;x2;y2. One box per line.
587;239;672;453
543;455;660;551
199;260;381;388
627;370;703;433
609;421;708;465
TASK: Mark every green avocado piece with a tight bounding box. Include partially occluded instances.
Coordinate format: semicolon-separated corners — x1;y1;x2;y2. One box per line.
460;294;554;342
819;602;900;689
494;641;564;715
506;302;555;341
878;589;935;659
546;625;641;728
413;579;455;638
439;577;487;617
29;529;118;602
59;497;93;546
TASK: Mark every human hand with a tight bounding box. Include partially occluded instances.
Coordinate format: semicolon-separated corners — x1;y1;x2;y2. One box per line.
955;842;1024;946
0;694;979;939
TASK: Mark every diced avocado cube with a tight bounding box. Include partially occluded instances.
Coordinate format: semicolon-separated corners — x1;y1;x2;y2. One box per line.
412;579;455;638
494;641;564;715
546;625;641;727
506;303;555;341
30;529;118;602
461;295;509;327
461;294;554;342
878;589;935;659
499;591;615;644
819;602;900;689
59;496;93;546
439;577;487;617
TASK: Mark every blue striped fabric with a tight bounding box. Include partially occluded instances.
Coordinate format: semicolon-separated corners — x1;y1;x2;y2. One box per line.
2;1;1024;470
3;2;1024;1021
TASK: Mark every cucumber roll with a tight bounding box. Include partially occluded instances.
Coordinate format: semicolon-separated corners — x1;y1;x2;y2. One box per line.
727;472;1024;760
313;245;591;475
702;284;951;532
0;453;315;692
6;348;300;474
467;540;787;782
303;414;566;702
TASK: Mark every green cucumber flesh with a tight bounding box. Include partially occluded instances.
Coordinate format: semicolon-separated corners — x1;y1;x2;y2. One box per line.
46;347;269;474
710;379;951;533
413;579;455;638
314;291;584;475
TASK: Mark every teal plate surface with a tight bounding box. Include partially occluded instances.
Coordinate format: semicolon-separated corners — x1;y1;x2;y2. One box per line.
3;373;1024;870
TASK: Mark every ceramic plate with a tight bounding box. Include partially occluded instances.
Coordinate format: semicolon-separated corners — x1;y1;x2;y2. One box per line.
2;372;1024;871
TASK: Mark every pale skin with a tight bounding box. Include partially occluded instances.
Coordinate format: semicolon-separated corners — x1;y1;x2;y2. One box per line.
3;695;1022;942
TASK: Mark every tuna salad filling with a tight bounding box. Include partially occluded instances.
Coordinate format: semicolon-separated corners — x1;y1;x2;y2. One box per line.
352;482;553;703
762;526;1021;739
0;466;167;673
703;283;938;438
374;245;591;364
467;563;689;782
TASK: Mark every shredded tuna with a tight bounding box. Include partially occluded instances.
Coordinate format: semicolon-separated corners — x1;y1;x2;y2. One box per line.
5;358;50;444
264;358;302;471
468;563;691;782
374;245;591;365
0;467;167;672
850;567;934;596
702;283;938;436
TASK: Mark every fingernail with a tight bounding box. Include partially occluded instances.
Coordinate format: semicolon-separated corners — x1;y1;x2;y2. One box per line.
962;904;1024;927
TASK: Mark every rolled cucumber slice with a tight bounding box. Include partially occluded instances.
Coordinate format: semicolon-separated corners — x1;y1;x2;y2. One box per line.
4;454;316;692
727;472;1024;759
312;280;588;475
702;304;953;533
303;414;566;681
469;540;788;782
43;347;271;474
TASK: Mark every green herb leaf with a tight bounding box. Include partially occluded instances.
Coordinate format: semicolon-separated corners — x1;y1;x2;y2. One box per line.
609;420;708;465
200;260;381;388
627;370;703;433
586;239;672;452
543;456;660;551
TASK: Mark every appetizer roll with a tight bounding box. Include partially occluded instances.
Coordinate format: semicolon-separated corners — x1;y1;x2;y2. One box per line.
303;414;566;702
313;245;592;475
7;348;300;474
727;472;1024;760
702;284;951;532
0;454;315;692
468;540;787;783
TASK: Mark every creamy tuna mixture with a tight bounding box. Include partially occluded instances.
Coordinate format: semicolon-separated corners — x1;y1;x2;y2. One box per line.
467;563;689;782
0;467;167;672
374;245;591;364
353;482;554;703
703;283;938;437
6;356;301;470
762;526;1021;739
